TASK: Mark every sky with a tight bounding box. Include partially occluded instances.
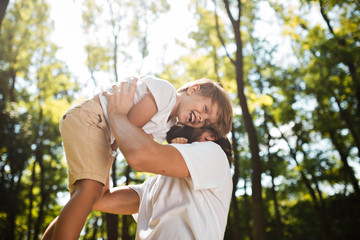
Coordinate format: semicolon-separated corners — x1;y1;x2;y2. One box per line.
48;0;199;97
47;0;291;98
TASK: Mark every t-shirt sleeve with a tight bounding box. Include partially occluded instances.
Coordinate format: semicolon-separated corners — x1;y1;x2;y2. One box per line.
141;75;176;113
128;183;144;223
170;141;230;190
128;183;143;199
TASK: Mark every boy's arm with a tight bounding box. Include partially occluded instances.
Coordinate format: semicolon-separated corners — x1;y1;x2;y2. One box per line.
93;186;139;215
127;90;157;128
107;82;190;178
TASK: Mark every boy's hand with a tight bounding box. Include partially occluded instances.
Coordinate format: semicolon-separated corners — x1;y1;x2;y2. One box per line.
170;137;188;144
106;78;137;116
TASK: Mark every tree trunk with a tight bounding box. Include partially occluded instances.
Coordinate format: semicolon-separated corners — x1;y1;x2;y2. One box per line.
6;121;23;240
91;216;99;240
230;126;241;240
7;207;16;240
7;201;16;240
7;173;23;240
0;0;9;33
239;88;266;240
313;178;331;240
121;165;132;240
270;169;283;240
220;0;267;239
33;107;46;240
106;159;119;240
106;214;119;240
27;161;37;240
243;175;253;240
34;144;47;240
3;63;20;239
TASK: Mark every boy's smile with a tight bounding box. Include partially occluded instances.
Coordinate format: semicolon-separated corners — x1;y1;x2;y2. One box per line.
186;111;196;124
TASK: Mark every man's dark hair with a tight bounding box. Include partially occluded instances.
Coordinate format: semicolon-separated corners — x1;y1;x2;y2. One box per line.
166;124;233;165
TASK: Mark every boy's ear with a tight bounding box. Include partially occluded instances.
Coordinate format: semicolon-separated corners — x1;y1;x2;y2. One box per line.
187;84;201;95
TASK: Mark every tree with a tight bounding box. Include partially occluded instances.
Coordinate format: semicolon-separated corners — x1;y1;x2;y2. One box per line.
213;0;267;239
0;0;9;32
0;0;77;239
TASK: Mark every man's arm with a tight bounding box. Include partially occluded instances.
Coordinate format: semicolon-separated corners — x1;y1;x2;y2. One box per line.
93;186;139;215
106;81;190;178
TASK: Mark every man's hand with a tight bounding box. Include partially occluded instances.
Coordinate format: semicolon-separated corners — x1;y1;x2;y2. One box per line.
105;78;137;116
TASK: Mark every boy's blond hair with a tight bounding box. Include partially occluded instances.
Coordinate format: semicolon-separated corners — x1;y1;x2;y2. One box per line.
177;78;233;137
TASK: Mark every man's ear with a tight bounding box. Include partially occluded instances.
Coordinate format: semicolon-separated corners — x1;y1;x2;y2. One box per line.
187;84;200;95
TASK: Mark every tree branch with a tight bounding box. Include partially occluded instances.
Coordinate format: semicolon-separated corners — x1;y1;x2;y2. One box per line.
212;0;235;65
319;0;335;35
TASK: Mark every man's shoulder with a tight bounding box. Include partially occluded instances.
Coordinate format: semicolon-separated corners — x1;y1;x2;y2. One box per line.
189;141;222;150
171;141;225;160
171;140;220;149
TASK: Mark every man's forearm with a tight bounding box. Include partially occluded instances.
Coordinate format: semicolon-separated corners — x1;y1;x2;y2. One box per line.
109;112;157;171
108;112;189;177
93;186;139;215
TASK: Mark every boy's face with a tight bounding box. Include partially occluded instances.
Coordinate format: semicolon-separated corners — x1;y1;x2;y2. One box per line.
177;87;220;128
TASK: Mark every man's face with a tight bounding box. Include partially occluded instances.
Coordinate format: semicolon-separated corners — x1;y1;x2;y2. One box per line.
197;130;217;142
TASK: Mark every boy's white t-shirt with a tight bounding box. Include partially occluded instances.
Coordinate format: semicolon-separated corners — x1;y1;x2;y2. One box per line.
98;75;177;143
129;141;233;240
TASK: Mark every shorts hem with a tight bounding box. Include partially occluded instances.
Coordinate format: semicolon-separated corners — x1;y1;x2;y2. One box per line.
68;172;107;194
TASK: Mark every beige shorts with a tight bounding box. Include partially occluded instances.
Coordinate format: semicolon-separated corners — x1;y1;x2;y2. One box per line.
59;99;114;194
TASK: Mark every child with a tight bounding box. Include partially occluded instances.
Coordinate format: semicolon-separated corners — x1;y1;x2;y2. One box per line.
42;75;232;240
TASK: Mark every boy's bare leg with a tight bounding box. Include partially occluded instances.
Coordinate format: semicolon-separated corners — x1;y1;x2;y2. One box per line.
41;216;58;240
52;179;103;240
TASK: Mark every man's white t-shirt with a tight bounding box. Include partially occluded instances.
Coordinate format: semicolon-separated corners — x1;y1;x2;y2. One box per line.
129;141;233;240
98;75;177;143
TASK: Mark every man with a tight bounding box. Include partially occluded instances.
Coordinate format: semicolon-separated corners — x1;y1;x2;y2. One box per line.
93;80;233;240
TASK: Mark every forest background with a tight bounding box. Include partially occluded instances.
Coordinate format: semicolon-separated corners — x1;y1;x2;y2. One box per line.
1;0;359;240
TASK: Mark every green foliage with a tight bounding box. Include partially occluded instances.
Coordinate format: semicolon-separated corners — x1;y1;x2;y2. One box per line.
1;0;359;239
0;0;78;239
